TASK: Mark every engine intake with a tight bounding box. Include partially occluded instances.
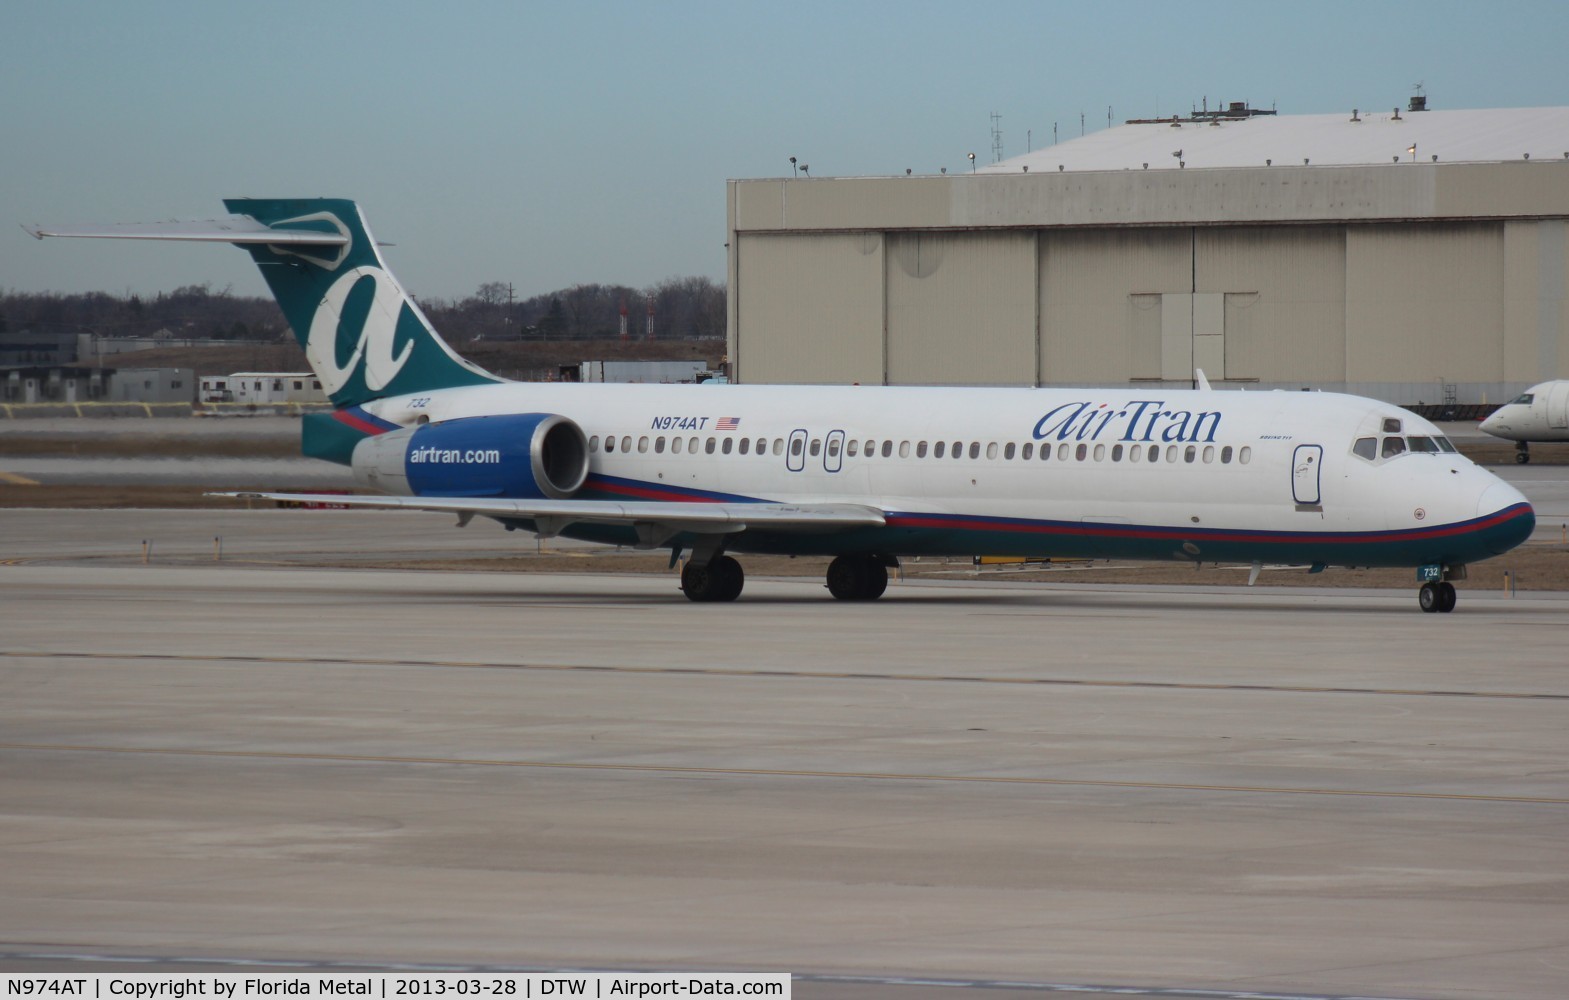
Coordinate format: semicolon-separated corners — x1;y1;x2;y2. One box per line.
353;413;589;499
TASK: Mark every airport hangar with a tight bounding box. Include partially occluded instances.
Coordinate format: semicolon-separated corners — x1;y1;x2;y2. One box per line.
725;102;1569;409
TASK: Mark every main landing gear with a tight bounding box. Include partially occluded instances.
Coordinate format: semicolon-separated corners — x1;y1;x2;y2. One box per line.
679;550;895;603
1418;580;1457;613
680;554;744;603
1515;441;1531;465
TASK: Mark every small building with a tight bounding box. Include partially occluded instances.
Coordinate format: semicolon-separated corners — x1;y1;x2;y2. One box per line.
108;368;194;404
200;372;327;405
0;332;80;366
559;360;713;383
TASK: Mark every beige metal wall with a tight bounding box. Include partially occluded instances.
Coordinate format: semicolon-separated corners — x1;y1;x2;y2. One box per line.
885;232;1036;385
1344;223;1504;383
1039;229;1191;383
732;233;885;385
727;167;1569;399
1196;226;1347;383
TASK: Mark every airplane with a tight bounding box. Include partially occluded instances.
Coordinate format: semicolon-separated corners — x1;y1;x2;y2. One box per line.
27;198;1535;613
1480;381;1569;463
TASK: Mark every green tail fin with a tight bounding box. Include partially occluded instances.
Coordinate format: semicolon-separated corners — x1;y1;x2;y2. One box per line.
224;198;500;408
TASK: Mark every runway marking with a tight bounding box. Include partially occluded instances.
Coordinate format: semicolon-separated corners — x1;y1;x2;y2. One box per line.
0;469;40;485
4;742;1566;805
3;649;1566;701
0;952;1460;999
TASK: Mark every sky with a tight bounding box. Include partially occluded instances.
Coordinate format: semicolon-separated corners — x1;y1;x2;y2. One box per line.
3;0;1567;303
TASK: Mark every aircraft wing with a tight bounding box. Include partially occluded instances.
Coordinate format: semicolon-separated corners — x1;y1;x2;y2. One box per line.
212;492;886;547
23;217;347;246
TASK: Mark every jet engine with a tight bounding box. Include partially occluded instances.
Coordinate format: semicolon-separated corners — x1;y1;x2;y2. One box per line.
352;412;589;499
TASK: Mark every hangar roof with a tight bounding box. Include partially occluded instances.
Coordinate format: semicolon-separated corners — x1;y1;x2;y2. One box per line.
980;106;1569;174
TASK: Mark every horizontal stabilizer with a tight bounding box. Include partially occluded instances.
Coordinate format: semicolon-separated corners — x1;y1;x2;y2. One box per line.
23;217;347;246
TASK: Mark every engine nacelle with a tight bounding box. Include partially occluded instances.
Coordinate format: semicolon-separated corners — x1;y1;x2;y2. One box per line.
352;413;589;499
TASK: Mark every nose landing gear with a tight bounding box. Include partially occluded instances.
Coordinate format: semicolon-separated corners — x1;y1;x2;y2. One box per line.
1418;580;1457;613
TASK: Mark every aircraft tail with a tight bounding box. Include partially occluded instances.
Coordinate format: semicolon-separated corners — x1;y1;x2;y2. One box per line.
28;198;502;409
222;198;501;408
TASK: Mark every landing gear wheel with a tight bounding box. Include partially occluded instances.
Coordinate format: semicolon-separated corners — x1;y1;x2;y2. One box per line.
682;555;744;602
1419;582;1440;613
1516;443;1531;465
826;554;888;601
1437;580;1457;613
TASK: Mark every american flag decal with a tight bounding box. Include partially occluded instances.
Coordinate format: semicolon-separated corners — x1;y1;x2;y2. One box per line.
715;416;741;431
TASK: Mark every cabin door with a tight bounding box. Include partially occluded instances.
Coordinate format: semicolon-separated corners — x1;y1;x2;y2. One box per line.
1292;444;1323;506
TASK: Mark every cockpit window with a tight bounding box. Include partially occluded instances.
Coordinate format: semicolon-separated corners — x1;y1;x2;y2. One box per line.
1381;436;1407;458
1435;436;1458;453
1352;437;1377;461
1510;393;1534;405
1382;418;1403;433
1407;436;1441;453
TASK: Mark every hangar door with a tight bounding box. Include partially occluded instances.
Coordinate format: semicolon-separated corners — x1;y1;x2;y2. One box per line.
885;231;1037;385
734;233;885;385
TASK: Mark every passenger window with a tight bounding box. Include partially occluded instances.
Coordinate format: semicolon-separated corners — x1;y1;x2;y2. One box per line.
1059;443;1070;461
934;441;946;458
969;442;981;460
655;436;666;454
1352;438;1376;461
738;438;748;455
1166;445;1179;463
1202;445;1214;463
1022;442;1033;460
1239;446;1252;464
672;437;683;454
1381;437;1406;458
790;438;804;457
605;437;616;453
898;441;910;458
689;436;699;453
1184;445;1196;463
1129;444;1142;463
638;436;650;453
864;439;875;455
1147;445;1160;463
1075;443;1088;461
916;441;928;458
809;439;821;457
705;438;716;454
953;441;963;459
1221;445;1233;463
721;438;732;454
882;440;894;458
620;436;631;452
1111;444;1123;462
828;438;841;458
772;439;784;456
1093;443;1105;461
589;435;600;451
756;438;766;454
846;440;857;457
1382;418;1403;433
1003;442;1015;460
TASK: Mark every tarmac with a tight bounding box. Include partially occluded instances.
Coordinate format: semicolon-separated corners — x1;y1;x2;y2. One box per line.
2;508;1567;1000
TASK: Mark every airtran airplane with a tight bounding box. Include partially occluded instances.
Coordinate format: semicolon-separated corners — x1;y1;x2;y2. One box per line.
1480;381;1569;463
28;198;1535;612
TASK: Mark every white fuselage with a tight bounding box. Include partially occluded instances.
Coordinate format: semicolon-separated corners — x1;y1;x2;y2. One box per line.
356;381;1530;568
1481;381;1569;443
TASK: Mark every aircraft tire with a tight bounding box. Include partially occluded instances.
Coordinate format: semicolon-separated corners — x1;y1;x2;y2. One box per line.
1516;452;1530;464
1437;581;1457;613
827;554;887;600
681;556;744;603
1419;582;1441;613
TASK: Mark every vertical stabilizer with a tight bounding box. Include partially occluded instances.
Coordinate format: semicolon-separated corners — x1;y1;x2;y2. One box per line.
223;198;500;407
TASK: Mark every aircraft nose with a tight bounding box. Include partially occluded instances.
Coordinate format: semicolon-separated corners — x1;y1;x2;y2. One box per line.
1476;480;1534;554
